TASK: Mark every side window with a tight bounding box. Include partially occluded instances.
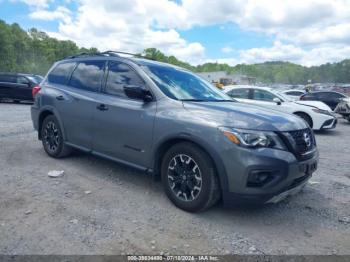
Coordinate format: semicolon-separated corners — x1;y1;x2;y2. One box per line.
228;88;250;99
69;61;105;92
316;92;328;99
48;62;76;85
329;92;344;99
17;76;29;85
0;75;16;83
253;89;277;101
105;62;144;98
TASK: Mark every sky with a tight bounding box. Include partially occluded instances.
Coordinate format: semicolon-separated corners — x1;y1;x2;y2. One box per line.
1;0;350;67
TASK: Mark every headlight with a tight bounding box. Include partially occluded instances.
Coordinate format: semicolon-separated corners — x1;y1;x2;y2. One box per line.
218;127;286;150
312;108;332;116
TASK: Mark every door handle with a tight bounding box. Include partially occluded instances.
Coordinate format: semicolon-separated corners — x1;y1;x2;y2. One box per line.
56;95;65;101
96;104;109;111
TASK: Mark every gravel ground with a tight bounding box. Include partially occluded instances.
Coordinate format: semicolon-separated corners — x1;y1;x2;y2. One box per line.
0;102;349;255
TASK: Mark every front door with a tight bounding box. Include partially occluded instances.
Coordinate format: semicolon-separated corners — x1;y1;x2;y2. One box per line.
92;61;156;168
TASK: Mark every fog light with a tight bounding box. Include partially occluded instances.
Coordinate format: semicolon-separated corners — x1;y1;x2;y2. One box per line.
247;171;274;187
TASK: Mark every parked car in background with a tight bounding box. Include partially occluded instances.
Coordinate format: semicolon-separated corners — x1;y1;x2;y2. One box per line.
0;73;43;102
224;85;337;130
281;89;305;100
335;97;350;122
300;91;347;111
31;52;318;212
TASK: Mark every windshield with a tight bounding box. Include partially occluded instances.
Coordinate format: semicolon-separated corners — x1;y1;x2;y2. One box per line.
142;64;233;101
276;91;293;102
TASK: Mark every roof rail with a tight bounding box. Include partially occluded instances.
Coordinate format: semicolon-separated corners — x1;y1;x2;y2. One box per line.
101;51;155;60
64;50;155;61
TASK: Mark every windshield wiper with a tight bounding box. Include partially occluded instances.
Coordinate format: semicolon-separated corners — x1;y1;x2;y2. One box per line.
180;99;207;102
180;99;234;102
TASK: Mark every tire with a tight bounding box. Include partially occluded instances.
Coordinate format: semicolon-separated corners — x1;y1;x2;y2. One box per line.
161;142;220;212
295;112;313;128
41;115;71;158
13;100;20;104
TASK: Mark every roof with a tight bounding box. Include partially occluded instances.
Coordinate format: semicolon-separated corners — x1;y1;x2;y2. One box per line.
61;51;185;71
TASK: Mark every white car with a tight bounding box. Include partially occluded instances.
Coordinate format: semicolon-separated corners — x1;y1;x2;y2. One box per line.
224;85;337;130
281;89;305;100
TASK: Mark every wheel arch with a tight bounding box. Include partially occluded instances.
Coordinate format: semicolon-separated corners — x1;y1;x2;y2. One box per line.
293;111;313;128
152;135;228;194
38;108;66;140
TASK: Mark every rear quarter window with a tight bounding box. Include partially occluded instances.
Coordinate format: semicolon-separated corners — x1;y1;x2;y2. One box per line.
48;62;76;85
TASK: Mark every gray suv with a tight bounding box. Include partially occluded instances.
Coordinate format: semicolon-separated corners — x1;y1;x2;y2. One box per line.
31;52;318;212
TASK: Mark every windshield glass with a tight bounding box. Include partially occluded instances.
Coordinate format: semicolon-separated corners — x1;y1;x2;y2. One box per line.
142;64;233;101
275;91;293;102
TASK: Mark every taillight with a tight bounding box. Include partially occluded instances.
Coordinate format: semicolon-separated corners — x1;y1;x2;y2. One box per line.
32;86;41;98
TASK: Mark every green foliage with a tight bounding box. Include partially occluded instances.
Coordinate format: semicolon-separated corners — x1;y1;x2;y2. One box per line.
142;48;196;71
0;20;93;75
1;20;350;83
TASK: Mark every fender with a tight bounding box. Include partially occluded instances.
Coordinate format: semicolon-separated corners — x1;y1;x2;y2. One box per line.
152;132;229;195
38;105;67;141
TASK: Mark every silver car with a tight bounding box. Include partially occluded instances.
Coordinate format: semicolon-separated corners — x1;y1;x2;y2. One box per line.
31;52;318;212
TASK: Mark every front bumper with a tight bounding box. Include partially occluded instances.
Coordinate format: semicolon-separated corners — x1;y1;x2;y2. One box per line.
320;117;337;129
219;145;318;206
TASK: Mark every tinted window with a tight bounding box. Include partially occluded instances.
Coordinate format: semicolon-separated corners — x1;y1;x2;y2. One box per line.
253;89;277;101
227;88;250;99
69;61;105;92
105;62;144;98
0;75;16;83
48;62;76;85
315;92;329;99
329;92;345;99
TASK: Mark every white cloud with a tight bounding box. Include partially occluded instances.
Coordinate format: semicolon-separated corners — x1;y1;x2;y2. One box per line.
235;41;350;66
23;0;350;66
27;0;204;64
12;0;51;8
221;46;234;54
29;6;71;23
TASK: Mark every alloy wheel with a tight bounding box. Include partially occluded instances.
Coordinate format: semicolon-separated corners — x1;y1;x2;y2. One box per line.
167;154;202;202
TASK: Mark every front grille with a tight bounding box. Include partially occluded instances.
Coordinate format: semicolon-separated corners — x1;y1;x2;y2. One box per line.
281;128;316;160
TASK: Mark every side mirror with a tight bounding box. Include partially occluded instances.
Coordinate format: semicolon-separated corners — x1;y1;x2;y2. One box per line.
273;97;282;105
123;85;153;102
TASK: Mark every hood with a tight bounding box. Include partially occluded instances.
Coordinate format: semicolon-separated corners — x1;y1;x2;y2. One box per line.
182;101;308;132
295;100;331;111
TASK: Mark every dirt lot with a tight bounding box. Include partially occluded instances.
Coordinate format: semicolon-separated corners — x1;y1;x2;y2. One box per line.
0;103;349;255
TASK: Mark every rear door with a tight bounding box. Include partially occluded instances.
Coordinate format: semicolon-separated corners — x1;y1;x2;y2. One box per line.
46;60;105;150
13;76;33;100
92;61;156;168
